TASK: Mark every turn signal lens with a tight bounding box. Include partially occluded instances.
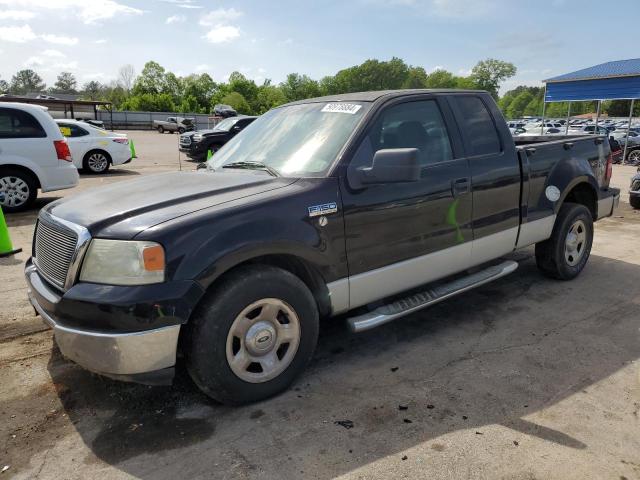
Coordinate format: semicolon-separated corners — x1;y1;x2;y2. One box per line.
143;245;165;271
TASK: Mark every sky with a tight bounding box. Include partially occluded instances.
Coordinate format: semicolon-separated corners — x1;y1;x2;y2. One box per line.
0;0;637;93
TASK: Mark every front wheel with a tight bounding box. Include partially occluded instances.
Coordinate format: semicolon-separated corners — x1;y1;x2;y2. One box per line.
178;127;185;134
0;168;37;212
535;203;593;280
185;265;319;405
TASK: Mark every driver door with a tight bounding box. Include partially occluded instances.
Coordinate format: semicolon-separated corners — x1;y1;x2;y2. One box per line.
340;96;473;308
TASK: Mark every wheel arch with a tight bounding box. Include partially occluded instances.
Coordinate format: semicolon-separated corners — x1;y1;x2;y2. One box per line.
83;148;112;165
0;163;41;188
557;178;598;220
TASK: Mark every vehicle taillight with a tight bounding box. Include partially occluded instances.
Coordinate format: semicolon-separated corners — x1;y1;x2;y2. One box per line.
112;138;129;145
54;140;72;162
605;152;613;182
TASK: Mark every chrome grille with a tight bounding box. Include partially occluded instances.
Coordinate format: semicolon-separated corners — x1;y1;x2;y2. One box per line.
34;220;78;288
180;135;192;146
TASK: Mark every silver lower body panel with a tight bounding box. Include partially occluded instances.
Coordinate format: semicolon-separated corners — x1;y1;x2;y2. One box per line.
28;290;180;376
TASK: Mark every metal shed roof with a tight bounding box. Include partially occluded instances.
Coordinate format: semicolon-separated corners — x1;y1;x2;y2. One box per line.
543;58;640;102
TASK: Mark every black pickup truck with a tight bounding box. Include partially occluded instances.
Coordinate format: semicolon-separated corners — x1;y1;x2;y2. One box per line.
25;90;619;404
179;116;256;161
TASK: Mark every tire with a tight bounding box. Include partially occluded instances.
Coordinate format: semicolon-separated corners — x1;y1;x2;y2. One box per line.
631;195;640;210
178;127;185;134
157;126;164;134
185;265;319;405
628;149;640;166
83;150;111;174
0;168;37;213
535;203;593;280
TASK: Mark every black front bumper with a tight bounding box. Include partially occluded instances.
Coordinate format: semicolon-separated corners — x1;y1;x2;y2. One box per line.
25;259;204;381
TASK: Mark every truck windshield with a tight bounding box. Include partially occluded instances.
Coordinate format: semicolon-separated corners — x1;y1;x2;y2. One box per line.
213;118;240;132
208;102;369;176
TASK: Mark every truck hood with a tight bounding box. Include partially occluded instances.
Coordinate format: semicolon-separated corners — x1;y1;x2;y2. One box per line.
44;171;298;239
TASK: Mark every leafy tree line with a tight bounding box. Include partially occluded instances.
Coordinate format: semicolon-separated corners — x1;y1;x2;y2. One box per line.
0;58;517;115
3;58;633;119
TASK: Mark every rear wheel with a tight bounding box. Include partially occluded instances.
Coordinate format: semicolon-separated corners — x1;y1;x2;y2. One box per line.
0;168;37;213
157;126;164;134
83;150;111;174
178;127;186;134
185;265;319;405
535;203;593;280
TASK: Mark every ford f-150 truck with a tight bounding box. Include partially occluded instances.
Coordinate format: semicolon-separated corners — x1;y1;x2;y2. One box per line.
25;90;619;404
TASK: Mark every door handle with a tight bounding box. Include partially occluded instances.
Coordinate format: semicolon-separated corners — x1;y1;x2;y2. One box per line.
451;177;470;196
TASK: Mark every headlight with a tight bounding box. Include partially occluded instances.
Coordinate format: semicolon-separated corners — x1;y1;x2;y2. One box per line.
193;133;203;143
80;239;165;285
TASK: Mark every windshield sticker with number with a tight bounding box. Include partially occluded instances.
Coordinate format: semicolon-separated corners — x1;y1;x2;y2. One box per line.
321;103;362;114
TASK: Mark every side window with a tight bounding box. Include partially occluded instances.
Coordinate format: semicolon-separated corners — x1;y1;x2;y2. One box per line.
68;124;89;137
366;100;453;168
453;96;501;156
0;108;46;139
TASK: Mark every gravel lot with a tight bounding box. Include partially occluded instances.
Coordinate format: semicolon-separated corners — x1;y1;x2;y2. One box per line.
1;130;639;480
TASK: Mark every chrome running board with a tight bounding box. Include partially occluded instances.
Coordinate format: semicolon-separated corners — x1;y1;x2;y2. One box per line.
347;260;518;333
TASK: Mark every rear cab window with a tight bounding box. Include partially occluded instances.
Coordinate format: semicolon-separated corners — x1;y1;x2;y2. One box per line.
450;95;502;156
0;108;47;139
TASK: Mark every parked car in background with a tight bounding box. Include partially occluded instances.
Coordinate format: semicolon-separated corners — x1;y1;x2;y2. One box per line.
25;90;618;404
179;116;257;161
75;118;105;129
153;117;194;134
568;125;610;136
0;103;78;212
630;168;640;209
213;104;238;118
56;119;132;174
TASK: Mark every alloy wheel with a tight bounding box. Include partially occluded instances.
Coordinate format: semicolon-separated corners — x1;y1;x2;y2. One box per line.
0;176;30;208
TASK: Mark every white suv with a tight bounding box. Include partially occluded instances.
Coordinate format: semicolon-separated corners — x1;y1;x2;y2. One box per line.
0;103;79;212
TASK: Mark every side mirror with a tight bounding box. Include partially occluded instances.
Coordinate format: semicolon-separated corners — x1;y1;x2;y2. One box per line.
357;148;421;185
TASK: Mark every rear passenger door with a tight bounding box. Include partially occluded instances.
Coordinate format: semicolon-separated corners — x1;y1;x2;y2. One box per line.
0;107;53;169
341;96;473;308
448;94;521;264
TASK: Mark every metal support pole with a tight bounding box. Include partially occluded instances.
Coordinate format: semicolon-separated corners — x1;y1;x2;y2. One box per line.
540;85;547;135
594;100;601;134
622;99;635;165
565;102;571;134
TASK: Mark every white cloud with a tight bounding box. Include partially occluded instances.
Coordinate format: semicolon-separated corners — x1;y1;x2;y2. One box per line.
203;25;240;44
82;72;108;80
53;61;78;70
195;64;211;72
94;39;107;44
0;9;36;20
166;14;186;24
24;55;45;67
0;24;37;42
0;0;143;25
41;34;79;45
42;49;65;58
199;8;242;26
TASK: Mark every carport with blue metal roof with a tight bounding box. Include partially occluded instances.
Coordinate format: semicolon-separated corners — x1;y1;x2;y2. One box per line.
543;58;640;163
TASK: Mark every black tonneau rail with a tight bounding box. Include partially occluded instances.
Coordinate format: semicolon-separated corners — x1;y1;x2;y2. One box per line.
513;134;605;148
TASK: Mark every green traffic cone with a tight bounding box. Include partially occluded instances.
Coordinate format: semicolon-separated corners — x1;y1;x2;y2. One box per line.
0;204;22;258
129;139;137;159
206;149;213;160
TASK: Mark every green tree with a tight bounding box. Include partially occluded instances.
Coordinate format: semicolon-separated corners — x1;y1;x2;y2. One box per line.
280;73;321;102
133;61;167;95
523;96;543;117
10;69;46;94
470;59;517;98
425;69;458;89
0;77;8;93
82;81;103;100
256;84;287;114
219;91;251;114
402;67;429;89
52;72;77;94
506;91;533;118
182;73;217;112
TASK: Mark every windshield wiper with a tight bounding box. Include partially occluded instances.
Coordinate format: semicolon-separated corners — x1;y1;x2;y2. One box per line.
222;161;280;177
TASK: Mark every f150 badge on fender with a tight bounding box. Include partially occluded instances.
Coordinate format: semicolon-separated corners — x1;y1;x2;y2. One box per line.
308;202;338;217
